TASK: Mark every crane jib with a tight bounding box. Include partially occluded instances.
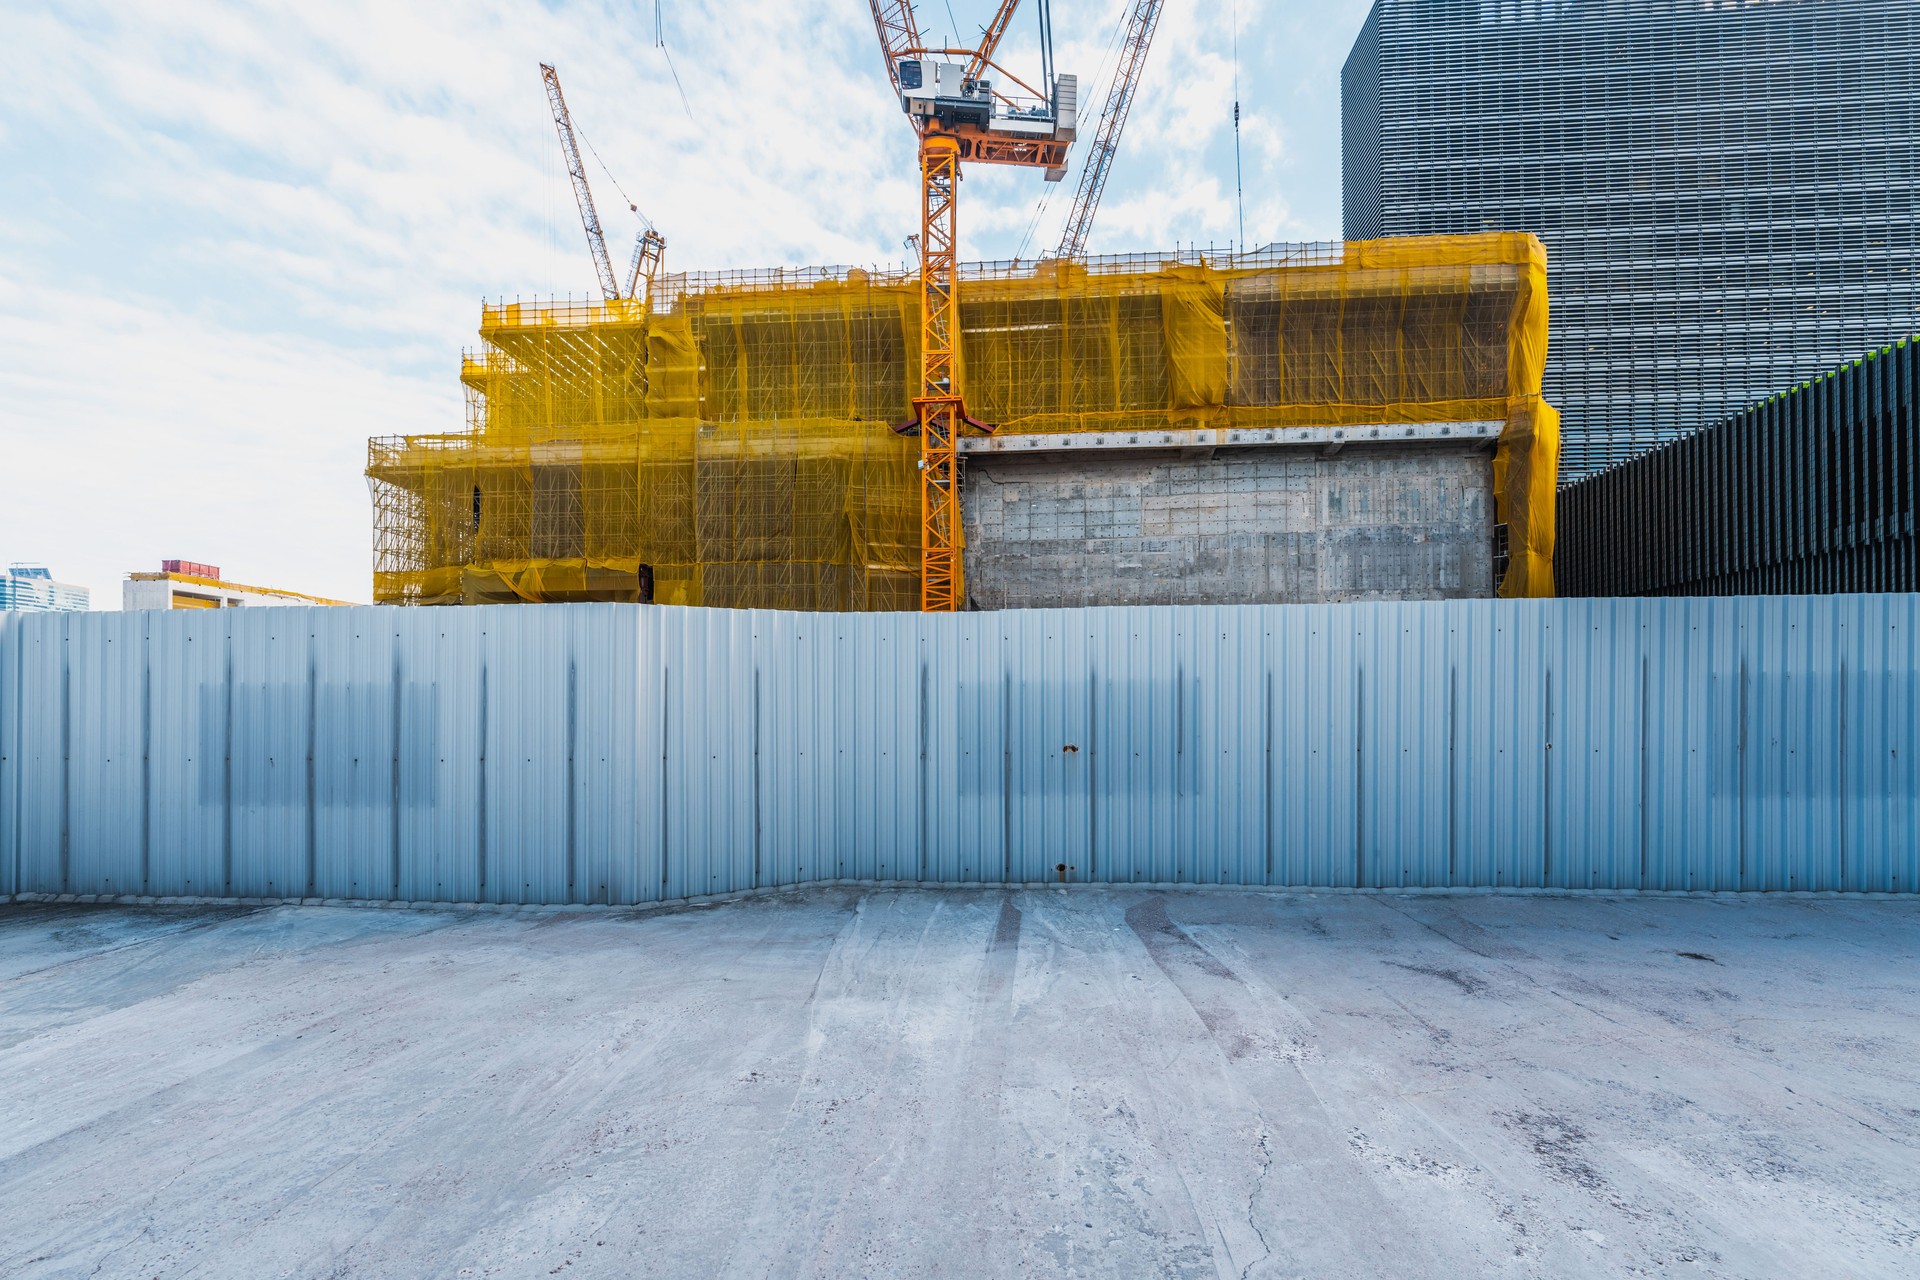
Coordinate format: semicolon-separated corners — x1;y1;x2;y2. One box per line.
1054;0;1166;260
540;62;660;304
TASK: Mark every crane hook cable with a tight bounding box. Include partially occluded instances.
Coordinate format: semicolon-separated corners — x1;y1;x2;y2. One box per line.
1016;0;1135;259
576;115;656;233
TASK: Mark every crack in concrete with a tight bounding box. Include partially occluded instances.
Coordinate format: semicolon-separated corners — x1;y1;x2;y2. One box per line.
1240;1128;1274;1280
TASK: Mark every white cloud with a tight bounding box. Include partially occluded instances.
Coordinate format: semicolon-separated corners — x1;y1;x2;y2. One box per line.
0;274;449;603
0;0;1374;606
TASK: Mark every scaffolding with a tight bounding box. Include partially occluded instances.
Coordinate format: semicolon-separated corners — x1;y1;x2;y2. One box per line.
368;232;1558;606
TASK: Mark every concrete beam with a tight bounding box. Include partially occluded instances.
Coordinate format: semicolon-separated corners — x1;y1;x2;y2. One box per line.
959;420;1504;457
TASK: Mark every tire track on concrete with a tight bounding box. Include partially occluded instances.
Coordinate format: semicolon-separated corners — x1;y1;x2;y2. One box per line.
428;900;855;1278
919;893;1029;1270
0;906;264;983
14;890;1920;1277
996;891;1227;1277
1200;896;1638;1274
0;925;514;1275
1123;895;1479;1278
1234;896;1788;1275
716;890;996;1279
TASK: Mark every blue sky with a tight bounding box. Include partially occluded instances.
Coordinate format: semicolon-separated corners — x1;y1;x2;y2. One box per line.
0;0;1375;605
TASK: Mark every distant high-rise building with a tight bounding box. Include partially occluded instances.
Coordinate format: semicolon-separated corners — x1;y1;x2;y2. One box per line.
0;563;90;613
1342;0;1920;481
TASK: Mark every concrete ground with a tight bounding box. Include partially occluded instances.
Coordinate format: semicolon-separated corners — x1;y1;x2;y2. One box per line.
2;891;1918;1279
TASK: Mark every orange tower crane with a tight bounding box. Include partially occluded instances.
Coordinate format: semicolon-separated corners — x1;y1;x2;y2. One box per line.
865;2;1078;611
540;62;666;307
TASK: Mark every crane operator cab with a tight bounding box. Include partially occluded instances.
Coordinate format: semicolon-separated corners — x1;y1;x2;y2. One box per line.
896;59;1078;175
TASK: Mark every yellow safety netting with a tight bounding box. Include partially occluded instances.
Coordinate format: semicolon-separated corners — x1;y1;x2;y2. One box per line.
368;232;1557;606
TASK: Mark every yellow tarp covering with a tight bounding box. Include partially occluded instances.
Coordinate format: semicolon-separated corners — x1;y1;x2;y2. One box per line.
369;233;1557;606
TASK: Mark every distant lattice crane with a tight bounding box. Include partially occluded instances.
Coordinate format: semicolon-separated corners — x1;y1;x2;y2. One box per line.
540;62;664;305
1053;0;1163;259
866;1;1078;611
627;227;666;306
541;63;620;301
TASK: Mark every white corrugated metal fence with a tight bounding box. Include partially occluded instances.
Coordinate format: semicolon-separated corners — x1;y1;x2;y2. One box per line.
2;598;1915;903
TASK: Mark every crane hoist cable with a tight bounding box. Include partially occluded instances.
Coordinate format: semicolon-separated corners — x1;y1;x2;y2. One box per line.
653;0;696;120
1051;0;1165;259
581;126;656;233
1016;0;1132;259
1233;0;1245;248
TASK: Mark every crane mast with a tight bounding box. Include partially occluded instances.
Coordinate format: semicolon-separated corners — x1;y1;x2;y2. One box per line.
540;63;622;302
1053;0;1164;259
871;1;1077;611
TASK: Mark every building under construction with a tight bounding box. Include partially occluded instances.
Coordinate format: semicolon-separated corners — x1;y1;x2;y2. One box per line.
367;232;1558;608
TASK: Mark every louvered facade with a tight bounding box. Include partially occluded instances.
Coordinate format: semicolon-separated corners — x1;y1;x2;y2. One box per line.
1343;0;1920;481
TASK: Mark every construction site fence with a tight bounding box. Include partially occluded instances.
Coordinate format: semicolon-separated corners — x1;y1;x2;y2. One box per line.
6;598;1915;905
369;234;1556;607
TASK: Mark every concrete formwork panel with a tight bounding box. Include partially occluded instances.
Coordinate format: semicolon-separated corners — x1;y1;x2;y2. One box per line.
960;445;1494;609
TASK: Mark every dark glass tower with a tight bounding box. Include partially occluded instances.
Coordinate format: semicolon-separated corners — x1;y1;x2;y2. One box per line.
1343;0;1920;481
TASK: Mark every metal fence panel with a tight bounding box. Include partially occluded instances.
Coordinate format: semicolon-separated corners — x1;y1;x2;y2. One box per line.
0;614;14;897
225;608;310;897
13;615;68;894
2;596;1917;904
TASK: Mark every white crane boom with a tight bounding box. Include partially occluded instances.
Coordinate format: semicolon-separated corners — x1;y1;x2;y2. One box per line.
540;63;622;301
1052;0;1164;259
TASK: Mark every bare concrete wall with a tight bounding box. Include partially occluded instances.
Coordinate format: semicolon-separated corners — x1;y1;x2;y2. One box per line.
961;446;1494;609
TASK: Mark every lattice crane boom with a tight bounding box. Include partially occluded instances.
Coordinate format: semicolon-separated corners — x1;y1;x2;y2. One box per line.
868;1;923;94
1053;0;1164;259
541;63;621;302
963;0;1026;81
541;62;664;305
